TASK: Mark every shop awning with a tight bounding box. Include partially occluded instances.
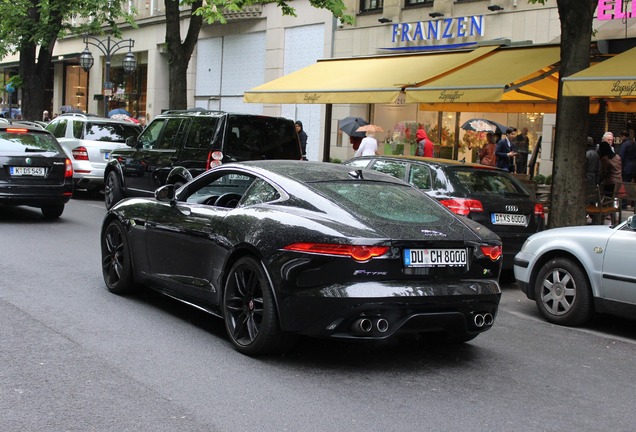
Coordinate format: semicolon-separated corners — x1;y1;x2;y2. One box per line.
562;46;636;98
243;46;498;104
403;45;561;104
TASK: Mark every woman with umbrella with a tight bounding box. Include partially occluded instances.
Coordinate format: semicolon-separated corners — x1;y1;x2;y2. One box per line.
354;125;383;157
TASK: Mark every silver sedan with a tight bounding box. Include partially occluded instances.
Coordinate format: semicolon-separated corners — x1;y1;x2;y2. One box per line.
514;216;636;326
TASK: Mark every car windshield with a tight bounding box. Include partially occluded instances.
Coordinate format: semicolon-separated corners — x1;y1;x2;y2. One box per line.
446;168;530;196
311;181;450;224
0;130;60;153
84;122;140;142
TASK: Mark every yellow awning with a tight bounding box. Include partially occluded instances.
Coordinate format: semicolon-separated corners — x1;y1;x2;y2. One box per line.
562;46;636;97
243;46;498;104
404;46;561;104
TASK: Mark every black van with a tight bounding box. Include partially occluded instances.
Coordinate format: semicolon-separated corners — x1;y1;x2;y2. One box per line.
104;109;302;209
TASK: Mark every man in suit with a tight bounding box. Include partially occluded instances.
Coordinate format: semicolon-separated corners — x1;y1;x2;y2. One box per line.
495;128;518;172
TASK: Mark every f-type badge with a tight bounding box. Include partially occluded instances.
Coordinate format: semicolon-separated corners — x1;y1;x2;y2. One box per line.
420;229;446;237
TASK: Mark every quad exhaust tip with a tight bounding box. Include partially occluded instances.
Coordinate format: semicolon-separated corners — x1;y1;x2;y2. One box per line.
473;313;494;328
351;317;390;334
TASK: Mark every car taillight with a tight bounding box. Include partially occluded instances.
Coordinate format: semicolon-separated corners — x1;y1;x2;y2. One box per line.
284;243;389;261
439;198;484;216
72;146;89;160
6;128;28;133
206;151;223;170
64;158;73;178
480;245;502;261
534;203;545;219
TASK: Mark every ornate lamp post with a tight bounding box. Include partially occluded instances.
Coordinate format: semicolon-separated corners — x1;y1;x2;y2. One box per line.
79;35;137;116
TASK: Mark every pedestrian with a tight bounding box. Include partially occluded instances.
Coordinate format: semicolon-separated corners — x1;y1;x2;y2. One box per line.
415;127;434;157
495;128;517;172
478;132;497;166
42;110;51;122
515;127;530;175
618;130;636;182
295;120;308;160
598;134;622;198
354;130;378;157
349;135;362;151
137;115;147;129
585;136;600;187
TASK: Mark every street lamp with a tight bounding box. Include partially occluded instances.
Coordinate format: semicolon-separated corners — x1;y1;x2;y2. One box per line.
79;34;137;116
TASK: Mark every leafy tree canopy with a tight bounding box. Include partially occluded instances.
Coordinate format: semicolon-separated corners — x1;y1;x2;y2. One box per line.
193;0;353;25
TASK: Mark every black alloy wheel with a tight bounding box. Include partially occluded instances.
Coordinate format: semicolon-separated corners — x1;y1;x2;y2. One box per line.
223;256;287;355
101;219;136;294
104;171;124;210
534;258;593;326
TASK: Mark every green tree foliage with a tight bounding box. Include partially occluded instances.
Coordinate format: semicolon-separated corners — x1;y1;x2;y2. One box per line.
528;0;597;227
0;0;135;120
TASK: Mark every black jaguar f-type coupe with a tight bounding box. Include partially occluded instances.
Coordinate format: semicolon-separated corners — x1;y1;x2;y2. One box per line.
101;160;503;355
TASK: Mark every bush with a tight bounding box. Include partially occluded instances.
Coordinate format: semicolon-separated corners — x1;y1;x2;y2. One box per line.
330;158;342;164
545;175;552;185
533;174;547;185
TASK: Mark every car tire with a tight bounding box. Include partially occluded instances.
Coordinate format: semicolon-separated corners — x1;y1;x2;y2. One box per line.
101;219;136;295
105;171;124;210
41;203;64;219
533;258;593;326
223;256;291;355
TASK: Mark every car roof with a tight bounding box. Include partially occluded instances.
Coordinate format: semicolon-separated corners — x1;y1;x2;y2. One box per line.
237;160;410;185
156;108;292;121
52;113;139;126
0;118;52;133
349;155;503;171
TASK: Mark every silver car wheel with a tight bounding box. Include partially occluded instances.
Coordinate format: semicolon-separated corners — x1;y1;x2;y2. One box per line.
540;267;576;316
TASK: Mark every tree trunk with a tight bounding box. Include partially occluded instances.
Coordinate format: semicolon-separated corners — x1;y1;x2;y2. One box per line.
165;0;203;110
548;0;597;228
19;44;53;122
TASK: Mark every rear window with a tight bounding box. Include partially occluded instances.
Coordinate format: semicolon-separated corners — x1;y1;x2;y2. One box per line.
225;116;301;160
312;181;450;224
0;130;61;153
84;122;140;142
447;168;530;196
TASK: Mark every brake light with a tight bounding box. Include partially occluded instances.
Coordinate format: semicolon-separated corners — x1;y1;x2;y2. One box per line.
206;151;223;170
71;146;89;160
6;128;28;133
480;245;502;261
439;198;484;216
534;203;545;219
64;158;73;178
284;243;389;261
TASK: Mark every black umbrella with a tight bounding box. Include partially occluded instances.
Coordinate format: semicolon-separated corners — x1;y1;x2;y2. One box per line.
461;118;509;134
339;116;369;138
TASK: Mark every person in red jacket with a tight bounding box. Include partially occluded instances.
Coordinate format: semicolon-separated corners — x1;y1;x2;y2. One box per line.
416;128;434;157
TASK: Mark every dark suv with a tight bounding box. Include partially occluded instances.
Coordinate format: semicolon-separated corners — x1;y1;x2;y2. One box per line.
104;109;302;209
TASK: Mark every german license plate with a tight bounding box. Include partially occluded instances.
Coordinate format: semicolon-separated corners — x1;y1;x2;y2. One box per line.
404;248;467;267
10;166;45;176
491;213;527;226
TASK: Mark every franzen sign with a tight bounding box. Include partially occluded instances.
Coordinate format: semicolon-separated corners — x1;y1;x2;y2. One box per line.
391;16;485;44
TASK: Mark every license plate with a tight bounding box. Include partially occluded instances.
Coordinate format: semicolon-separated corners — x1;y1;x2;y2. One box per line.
491;213;527;226
404;248;467;268
10;166;46;176
104;152;110;160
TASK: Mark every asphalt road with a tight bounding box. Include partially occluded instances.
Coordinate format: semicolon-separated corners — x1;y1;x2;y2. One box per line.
1;195;636;431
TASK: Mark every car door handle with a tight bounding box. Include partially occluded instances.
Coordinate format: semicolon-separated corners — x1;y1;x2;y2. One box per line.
176;204;191;216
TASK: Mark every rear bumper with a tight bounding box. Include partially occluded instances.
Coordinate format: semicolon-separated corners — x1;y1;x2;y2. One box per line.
277;279;501;339
0;184;72;206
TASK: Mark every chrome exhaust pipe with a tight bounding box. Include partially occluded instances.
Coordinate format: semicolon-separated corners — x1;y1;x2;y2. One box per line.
484;313;494;326
352;318;373;333
375;318;389;333
474;314;485;328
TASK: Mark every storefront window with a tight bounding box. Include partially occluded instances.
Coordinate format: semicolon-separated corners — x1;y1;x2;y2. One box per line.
64;64;89;113
404;0;433;6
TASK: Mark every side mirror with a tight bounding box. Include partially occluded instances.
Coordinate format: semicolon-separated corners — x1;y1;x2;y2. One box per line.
629;215;636;230
155;184;176;205
126;135;138;148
